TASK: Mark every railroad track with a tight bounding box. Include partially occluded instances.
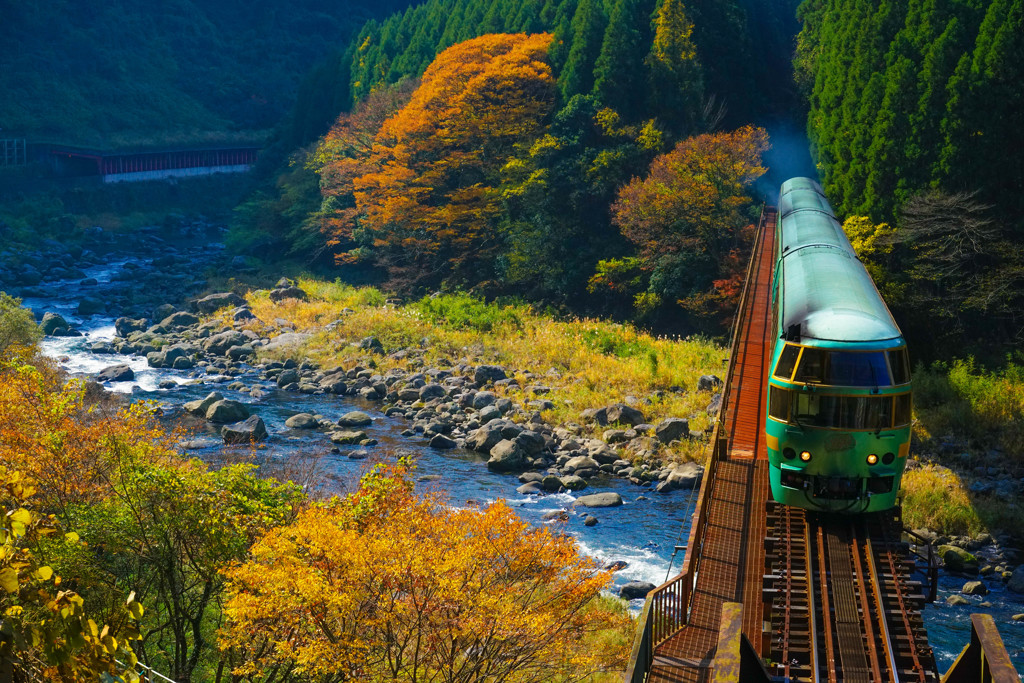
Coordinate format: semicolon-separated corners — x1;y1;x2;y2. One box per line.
764;505;939;682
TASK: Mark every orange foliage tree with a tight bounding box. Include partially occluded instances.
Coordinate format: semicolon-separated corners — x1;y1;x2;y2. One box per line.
221;463;630;682
606;126;769;324
334;33;556;288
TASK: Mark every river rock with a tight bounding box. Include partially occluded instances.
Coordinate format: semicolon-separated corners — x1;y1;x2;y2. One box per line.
474;365;507;385
276;369;300;387
205;399;251;423
560;475;587;491
564;455;600;473
946;594;970;606
147;346;189;368
261;332;311;352
698;375;723;392
619;581;655;600
478;404;501;423
337;411;372;427
471;391;496;409
221;415;268;444
962;580;988;596
195;292;246;313
184;392;223;416
515;430;546;456
419;383;447;400
605;403;646;426
153;304;177;320
77;296;105;316
583;515;598;527
269;286;307;303
40;312;70;335
226;344;254;360
940;545;980;574
1008;566;1024;593
114;317;148;337
429;434;457;449
203;331;247;356
655;418;690;444
573;492;623;508
160;311;200;328
285;413;319;429
96;364;134;383
542;510;569;522
467;419;522;453
330;430;367;445
232;307;257;323
487;439;528;472
517;482;543;495
656;462;704;493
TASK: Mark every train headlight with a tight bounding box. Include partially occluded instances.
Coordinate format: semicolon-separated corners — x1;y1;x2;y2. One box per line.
783;447;796;460
799;451;812;462
866;453;879;465
882;452;895;465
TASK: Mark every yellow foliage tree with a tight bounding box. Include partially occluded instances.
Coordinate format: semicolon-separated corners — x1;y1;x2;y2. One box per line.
221;464;629;682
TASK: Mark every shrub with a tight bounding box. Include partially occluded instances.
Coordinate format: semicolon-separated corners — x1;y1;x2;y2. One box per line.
413;292;524;332
0;292;42;353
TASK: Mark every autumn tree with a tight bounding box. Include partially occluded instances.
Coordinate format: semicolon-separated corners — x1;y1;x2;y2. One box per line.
606;126;768;326
221;463;630;682
343;33;556;288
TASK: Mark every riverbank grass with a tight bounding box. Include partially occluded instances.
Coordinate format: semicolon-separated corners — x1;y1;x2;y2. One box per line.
239;279;726;462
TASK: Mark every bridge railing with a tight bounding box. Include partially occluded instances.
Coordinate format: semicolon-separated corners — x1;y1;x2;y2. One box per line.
624;205;770;682
941;614;1019;683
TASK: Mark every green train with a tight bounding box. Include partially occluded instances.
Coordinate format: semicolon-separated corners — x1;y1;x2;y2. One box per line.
766;178;912;513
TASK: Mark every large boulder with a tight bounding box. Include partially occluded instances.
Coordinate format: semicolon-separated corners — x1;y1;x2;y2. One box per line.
221;415;268;444
474;365;507;385
467;419;522;453
330;430;367;445
564;455;600;473
939;545;980;574
1008;566;1024;594
419;383;447;400
487;439;528;472
573;492;624;508
40;312;70;335
160;311;200;328
656;462;704;493
205;399;251;424
147;346;188;368
285;413;319;429
429;434;458;449
962;580;989;596
619;581;656;600
655;418;690;444
698;375;723;392
195;292;246;314
114;317;148;337
203;331;247;356
184;392;223;416
337;411;373;427
96;364;135;383
605;403;646;426
261;332;311;353
269;286;307;303
276;369;300;387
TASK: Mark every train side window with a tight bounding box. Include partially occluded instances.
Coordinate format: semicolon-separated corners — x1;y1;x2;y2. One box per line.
894;394;912;426
773;344;800;380
794;348;825;383
768;386;791;421
888;348;911;385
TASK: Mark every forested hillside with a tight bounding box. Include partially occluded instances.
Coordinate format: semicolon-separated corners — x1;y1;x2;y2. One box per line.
233;0;799;332
0;0;413;147
796;0;1024;357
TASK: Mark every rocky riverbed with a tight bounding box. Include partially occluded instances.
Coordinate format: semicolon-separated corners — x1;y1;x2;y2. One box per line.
3;222;1023;671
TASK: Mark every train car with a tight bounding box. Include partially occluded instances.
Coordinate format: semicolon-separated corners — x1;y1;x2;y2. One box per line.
766;178;912;513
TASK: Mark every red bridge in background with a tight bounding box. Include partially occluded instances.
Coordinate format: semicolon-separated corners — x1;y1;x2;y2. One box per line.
43;144;260;183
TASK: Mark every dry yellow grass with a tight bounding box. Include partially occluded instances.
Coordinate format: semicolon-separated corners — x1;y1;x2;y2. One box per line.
236;278;728;462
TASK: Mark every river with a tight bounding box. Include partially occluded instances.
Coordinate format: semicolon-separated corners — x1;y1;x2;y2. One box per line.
18;232;1024;677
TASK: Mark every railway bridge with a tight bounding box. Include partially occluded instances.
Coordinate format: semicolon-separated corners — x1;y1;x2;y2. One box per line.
624;207;1019;683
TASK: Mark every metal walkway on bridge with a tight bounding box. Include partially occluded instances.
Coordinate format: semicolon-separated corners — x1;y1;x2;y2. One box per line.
625;208;1019;683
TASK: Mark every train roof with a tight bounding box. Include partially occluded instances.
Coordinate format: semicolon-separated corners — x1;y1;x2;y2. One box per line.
779;177;825;196
781;245;902;343
779;188;836;219
779;209;853;255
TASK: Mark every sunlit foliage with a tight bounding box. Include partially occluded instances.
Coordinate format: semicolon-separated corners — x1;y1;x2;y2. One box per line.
222;463;631;682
